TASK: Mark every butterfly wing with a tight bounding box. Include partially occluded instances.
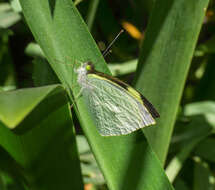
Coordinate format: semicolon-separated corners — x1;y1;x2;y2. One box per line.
82;74;156;136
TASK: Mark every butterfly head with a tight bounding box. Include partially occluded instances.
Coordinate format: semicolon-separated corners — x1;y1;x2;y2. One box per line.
76;61;94;74
75;62;95;88
85;62;95;73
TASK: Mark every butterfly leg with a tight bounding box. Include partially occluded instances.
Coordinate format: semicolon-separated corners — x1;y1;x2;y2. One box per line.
70;87;84;109
70;81;96;109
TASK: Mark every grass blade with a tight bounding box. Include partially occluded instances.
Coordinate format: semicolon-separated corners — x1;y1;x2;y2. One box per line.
135;0;210;164
86;0;100;31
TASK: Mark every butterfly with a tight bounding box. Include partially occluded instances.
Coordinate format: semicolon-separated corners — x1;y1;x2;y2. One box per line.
74;61;159;136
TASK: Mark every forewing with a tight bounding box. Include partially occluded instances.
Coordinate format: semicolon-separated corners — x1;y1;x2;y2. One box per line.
82;76;155;136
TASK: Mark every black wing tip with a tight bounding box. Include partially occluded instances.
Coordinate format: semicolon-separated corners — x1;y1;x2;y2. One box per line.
140;94;160;118
152;109;160;118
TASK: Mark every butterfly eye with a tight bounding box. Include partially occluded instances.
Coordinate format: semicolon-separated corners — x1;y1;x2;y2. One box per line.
85;62;94;71
86;64;92;71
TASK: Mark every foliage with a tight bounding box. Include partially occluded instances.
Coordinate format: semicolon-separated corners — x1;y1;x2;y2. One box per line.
0;0;214;189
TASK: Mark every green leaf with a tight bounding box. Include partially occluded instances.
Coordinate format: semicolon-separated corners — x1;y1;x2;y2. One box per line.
25;42;137;77
174;178;189;190
0;85;83;189
25;42;45;58
109;59;138;76
0;3;21;28
166;116;212;182
166;101;215;182
0;85;64;129
194;138;215;162
184;101;215;128
32;58;59;86
86;0;100;31
193;158;214;190
76;135;105;185
19;0;174;189
135;0;210;164
0;29;16;88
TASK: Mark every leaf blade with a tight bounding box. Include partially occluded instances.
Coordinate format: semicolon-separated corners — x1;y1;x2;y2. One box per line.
135;0;210;164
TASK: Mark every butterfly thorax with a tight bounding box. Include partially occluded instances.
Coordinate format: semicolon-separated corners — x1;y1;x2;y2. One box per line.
75;62;94;90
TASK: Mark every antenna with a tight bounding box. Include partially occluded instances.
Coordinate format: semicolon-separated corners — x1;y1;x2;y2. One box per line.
102;29;124;57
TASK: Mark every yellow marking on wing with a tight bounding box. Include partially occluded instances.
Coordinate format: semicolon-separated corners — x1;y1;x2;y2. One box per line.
126;87;142;102
88;73;110;81
88;74;143;104
125;88;156;121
